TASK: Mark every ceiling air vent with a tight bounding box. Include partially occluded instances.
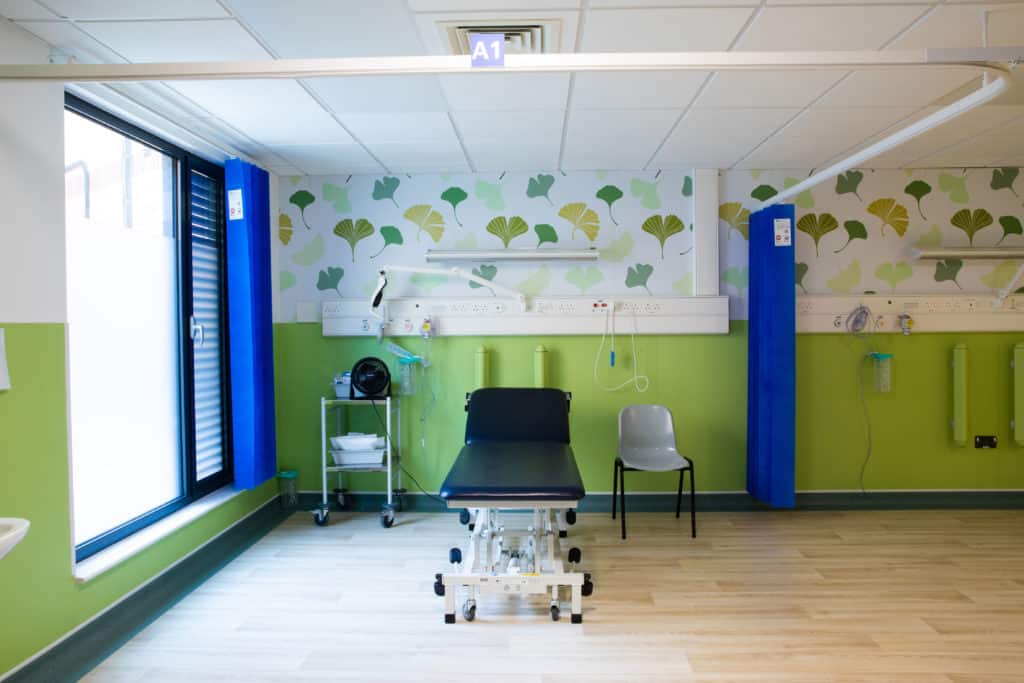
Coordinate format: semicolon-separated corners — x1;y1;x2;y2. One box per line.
437;19;562;56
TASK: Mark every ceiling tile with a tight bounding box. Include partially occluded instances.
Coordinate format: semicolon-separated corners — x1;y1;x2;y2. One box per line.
590;0;757;5
339;112;457;143
233;0;427;57
414;9;580;54
914;134;1024;167
409;0;577;10
582;8;753;51
462;140;560;172
988;7;1024;46
572;71;709;109
736;5;925;50
453;110;563;146
0;0;55;20
44;0;227;19
440;73;570;111
80;19;270;61
562;109;679;170
267;165;303;177
697;71;843;109
309;76;447;114
888;4;984;49
168;80;353;146
269;144;384;175
652;107;798;169
16;20;126;62
367;141;470;173
818;69;980;109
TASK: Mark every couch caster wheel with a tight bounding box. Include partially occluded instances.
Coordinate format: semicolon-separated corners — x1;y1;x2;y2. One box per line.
449;547;462;565
444;613;455;624
568;547;581;564
571;613;582;624
433;573;445;597
566;509;577;525
380;505;395;528
582;580;594;597
313;508;329;526
550;605;560;621
459;508;471;525
462;601;476;622
559;530;567;538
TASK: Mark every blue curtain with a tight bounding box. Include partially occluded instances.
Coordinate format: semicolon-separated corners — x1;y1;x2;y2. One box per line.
747;203;796;508
225;159;277;490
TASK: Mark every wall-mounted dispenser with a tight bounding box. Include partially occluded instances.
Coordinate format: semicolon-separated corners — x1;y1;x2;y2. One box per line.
868;352;893;393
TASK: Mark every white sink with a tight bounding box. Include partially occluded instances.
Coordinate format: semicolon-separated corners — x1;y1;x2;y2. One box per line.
0;518;29;560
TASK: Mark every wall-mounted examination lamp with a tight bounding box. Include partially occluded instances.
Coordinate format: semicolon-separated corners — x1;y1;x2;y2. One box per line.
425;249;598;263
910;246;1024;308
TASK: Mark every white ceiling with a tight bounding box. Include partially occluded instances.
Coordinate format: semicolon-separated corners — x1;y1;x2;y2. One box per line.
3;0;1024;174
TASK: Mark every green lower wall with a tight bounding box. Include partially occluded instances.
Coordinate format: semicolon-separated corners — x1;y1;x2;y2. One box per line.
0;324;277;677
274;322;1024;496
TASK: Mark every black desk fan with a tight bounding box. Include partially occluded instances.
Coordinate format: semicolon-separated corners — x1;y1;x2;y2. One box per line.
350;356;390;400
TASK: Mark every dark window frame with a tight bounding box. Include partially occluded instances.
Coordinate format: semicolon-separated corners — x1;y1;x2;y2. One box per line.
66;93;233;562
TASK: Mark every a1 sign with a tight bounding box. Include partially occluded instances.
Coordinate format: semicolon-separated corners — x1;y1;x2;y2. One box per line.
470;33;504;68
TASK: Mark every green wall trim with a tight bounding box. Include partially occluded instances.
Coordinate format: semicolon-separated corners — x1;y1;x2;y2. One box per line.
2;497;288;683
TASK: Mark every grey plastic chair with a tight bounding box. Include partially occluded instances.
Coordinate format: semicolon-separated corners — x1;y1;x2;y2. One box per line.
612;404;696;540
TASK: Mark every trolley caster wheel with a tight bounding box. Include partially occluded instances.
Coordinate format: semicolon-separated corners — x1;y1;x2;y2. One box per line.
433;574;445;597
566;509;577;525
559;530;567;538
459;508;471;525
571;613;583;624
568;547;582;564
582;573;594;597
462;601;476;622
332;488;346;508
379;505;395;528
313;508;329;526
444;613;456;624
550;605;560;622
449;547;462;565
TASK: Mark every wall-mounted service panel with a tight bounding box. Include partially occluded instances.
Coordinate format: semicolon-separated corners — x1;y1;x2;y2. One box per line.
797;295;1024;333
322;296;730;337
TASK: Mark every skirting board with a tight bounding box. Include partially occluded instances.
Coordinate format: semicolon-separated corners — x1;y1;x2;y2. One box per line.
1;497;289;683
296;490;1024;515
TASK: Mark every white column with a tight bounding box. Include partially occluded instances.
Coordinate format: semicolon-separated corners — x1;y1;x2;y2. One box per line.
692;168;720;297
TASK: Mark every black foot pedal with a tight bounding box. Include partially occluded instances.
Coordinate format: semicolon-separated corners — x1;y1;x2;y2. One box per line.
459;508;471;525
433;573;445;597
568;547;581;564
559;530;567;538
571;613;582;624
449;547;462;564
444;613;455;624
566;509;577;525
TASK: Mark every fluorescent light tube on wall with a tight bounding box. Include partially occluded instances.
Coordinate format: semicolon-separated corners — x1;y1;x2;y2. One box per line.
425;249;599;263
911;247;1024;260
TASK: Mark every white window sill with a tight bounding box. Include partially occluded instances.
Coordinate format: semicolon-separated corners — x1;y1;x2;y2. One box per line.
73;486;242;583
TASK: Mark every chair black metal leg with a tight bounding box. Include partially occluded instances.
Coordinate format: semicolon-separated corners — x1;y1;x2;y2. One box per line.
611;459;619;519
688;464;696;539
619;464;627;540
675;468;684;518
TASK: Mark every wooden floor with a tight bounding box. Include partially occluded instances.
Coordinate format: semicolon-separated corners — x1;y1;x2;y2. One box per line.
85;509;1024;682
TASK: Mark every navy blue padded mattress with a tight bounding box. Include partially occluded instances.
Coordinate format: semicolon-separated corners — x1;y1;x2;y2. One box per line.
439;441;585;502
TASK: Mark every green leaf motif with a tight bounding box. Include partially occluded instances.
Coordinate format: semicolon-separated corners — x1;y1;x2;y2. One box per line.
981;260;1022;290
934;259;963;289
939;173;969;204
991;168;1020;197
410;273;447;292
526;174;555;205
914;226;943;249
486;215;529;248
333;218;374;260
601;232;634;262
834;220;867;254
835;170;864;201
370;225;403;259
316;266;344;296
441;186;468;226
904;180;931;219
322;183;351;214
558;202;600;241
719;202;750;240
722;266;749;292
468;264;497;290
783;177;815;209
625;263;654;295
682;176;693;198
290;234;324;266
372;176;400;207
641;214;685;258
596;185;624;225
566;266;603;293
630;178;661;209
279;270;296;291
751;184;777;202
796;212;839;257
289;190;315;229
827;261;861;294
403;204;445;243
875;261;913;293
278;212;294;245
672;274;693;296
535;223;558;247
517;266;551;297
997;216;1023;245
455;233;477;249
795;262;808;294
950;208;993;246
474;180;505;210
867;198;909;237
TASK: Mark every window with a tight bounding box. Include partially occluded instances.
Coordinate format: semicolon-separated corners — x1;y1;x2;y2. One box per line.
64;95;231;561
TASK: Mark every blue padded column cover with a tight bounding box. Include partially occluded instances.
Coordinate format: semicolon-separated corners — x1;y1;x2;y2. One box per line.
746;203;796;508
225;158;276;489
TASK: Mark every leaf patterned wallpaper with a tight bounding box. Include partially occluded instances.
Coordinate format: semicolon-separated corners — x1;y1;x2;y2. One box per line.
275;171;698;322
274;166;1023;322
